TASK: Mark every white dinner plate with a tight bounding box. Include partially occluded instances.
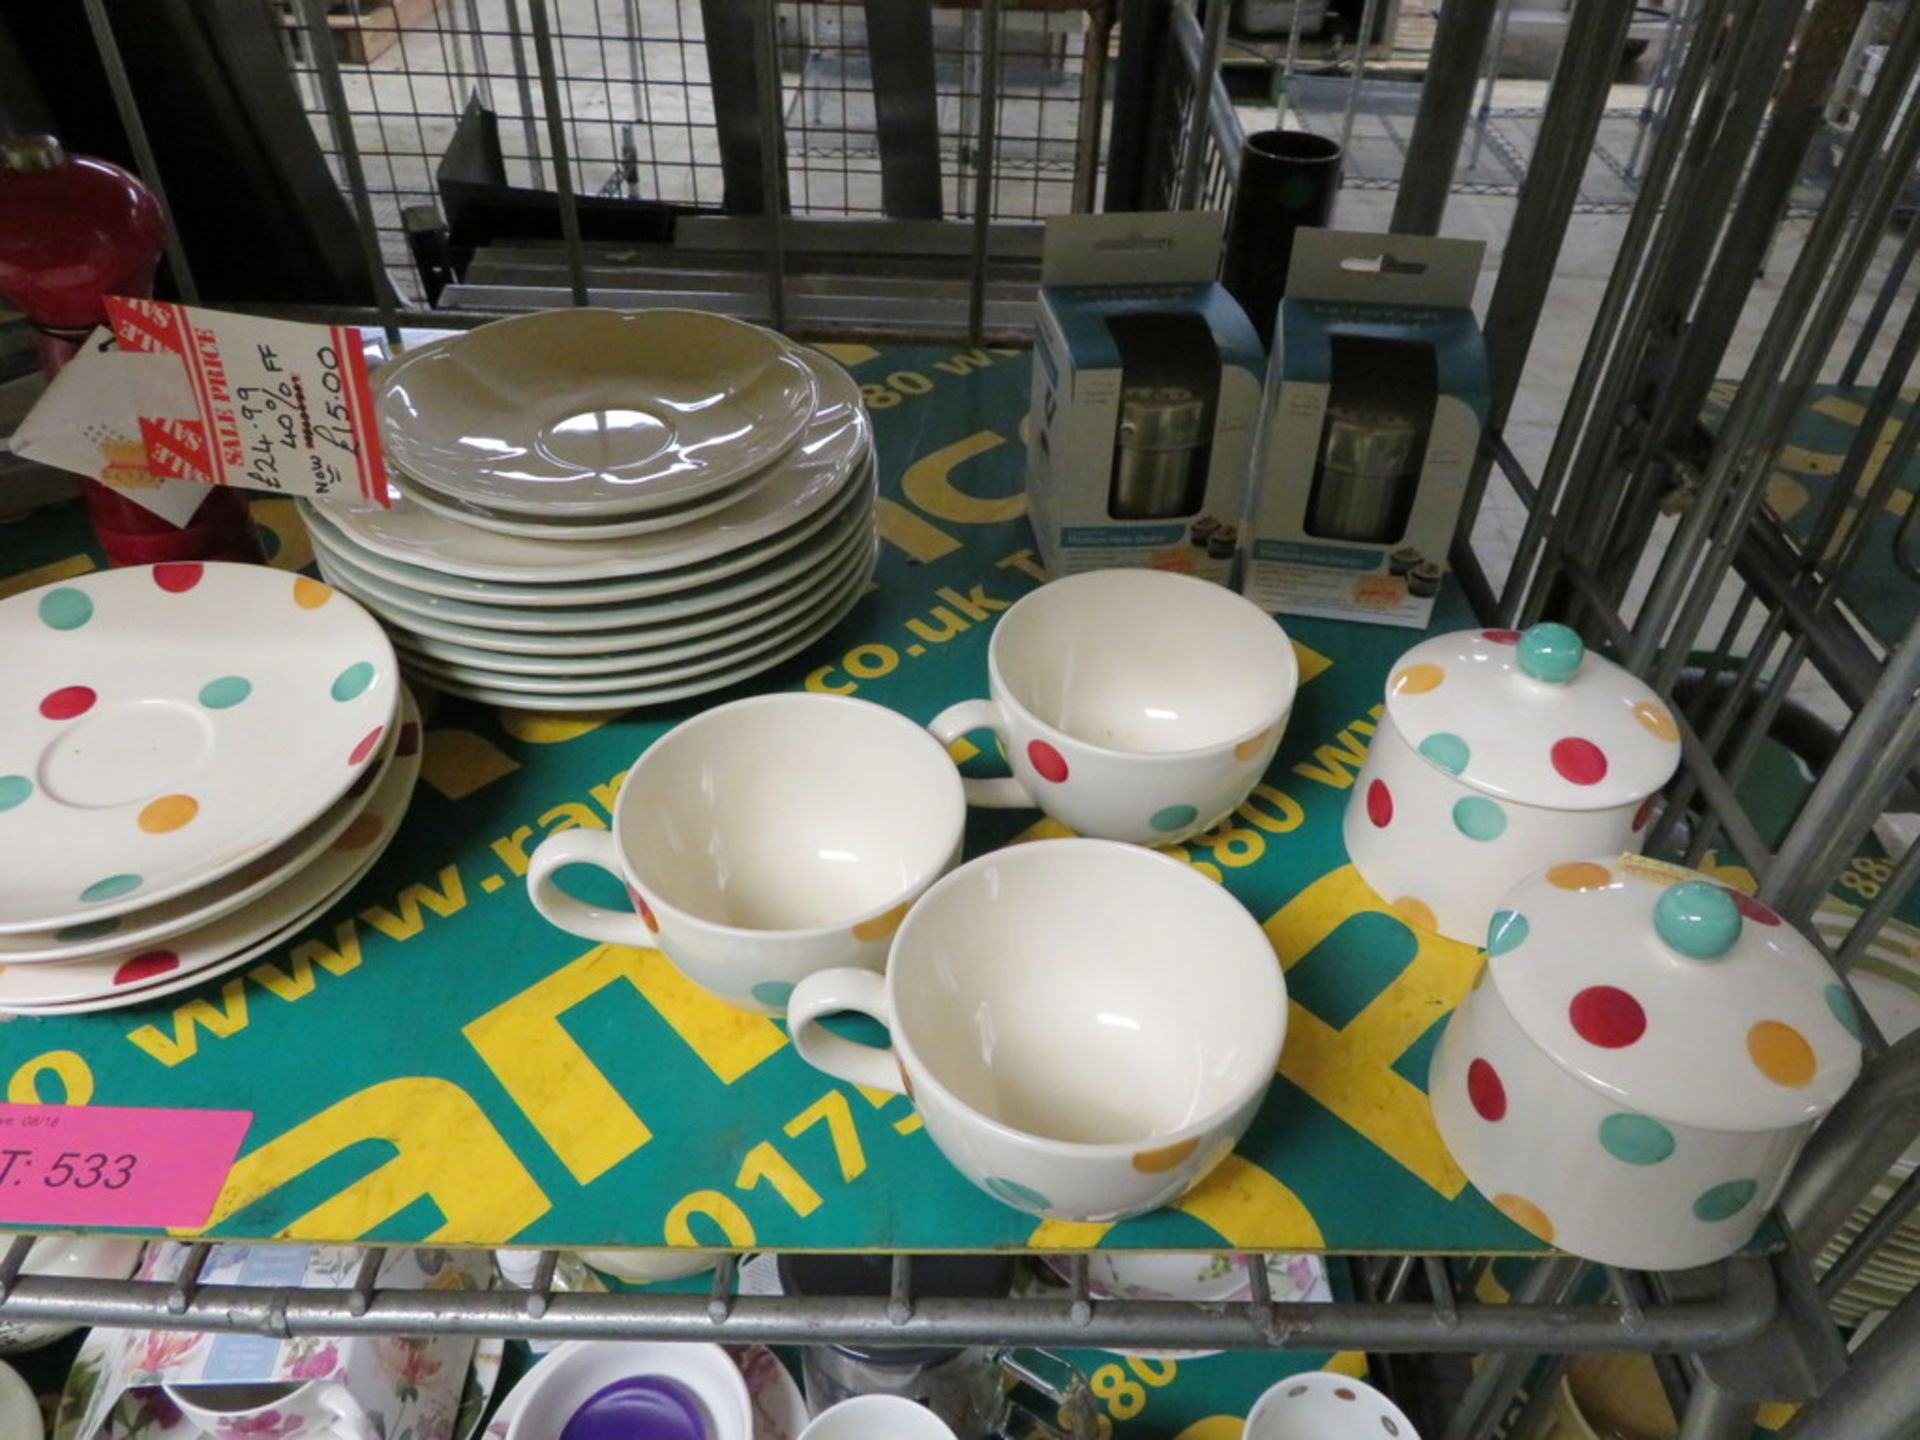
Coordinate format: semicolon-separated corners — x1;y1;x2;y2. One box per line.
375;309;818;517
305;464;874;631
0;564;398;934
308;349;867;584
0;712;400;965
417;553;873;712
386;526;873;677
0;689;420;1011
400;543;874;695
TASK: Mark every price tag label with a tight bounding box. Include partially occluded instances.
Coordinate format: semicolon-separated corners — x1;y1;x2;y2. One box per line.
102;296;388;506
0;1104;251;1229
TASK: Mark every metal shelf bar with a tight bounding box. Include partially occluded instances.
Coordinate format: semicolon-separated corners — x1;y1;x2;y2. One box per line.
0;1254;1777;1353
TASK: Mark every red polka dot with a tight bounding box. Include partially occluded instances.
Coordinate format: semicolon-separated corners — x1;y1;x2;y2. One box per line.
627;885;659;933
113;950;180;986
1366;779;1393;827
1551;737;1609;785
396;721;421;758
1632;793;1659;833
39;685;96;720
1467;1058;1507;1121
153;562;205;593
348;726;385;765
1028;740;1069;784
1570;986;1647;1048
1723;887;1781;926
1483;629;1522;644
1334;1390;1357;1402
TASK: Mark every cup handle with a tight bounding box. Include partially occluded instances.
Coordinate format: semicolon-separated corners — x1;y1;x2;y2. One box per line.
928;698;1035;809
315;1382;379;1440
786;968;904;1095
526;828;657;947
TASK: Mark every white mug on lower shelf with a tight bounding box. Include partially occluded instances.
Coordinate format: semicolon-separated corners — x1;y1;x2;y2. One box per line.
799;1395;959;1440
926;570;1298;846
1245;1372;1421;1440
785;838;1286;1222
163;1379;377;1440
525;693;965;1015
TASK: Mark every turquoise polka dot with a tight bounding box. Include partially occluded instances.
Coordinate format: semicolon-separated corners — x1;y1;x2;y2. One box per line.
983;1175;1054;1214
0;776;31;812
1150;803;1200;833
1418;732;1471;775
1693;1178;1758;1223
260;526;283;562
1825;983;1864;1041
1654;880;1742;959
751;980;795;1009
331;662;376;702
1517;622;1585;683
1598;1113;1676;1165
199;676;253;709
55;918;119;942
1452;795;1508;841
1486;910;1530;956
79;874;142;904
37;588;93;631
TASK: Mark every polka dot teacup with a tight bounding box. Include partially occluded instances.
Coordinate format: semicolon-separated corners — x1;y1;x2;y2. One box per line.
786;839;1285;1223
927;570;1298;847
525;693;965;1015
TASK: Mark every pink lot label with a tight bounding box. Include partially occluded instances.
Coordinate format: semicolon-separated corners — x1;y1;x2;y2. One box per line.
0;1104;251;1229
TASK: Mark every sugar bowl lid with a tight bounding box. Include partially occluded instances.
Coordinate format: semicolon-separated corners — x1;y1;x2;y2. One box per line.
1483;854;1864;1132
1385;623;1682;811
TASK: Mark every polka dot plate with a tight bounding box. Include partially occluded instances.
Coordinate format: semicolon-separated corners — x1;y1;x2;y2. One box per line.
0;711;400;964
0;688;419;1013
0;563;398;933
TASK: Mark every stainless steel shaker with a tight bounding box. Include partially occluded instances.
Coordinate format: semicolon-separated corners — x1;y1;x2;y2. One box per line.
1109;385;1208;519
1306;402;1426;543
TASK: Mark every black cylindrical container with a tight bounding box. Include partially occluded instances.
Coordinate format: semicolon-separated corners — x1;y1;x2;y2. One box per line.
1220;129;1343;349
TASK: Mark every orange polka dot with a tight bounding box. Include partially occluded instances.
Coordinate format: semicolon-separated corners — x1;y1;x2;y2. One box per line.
1393;897;1437;933
1748;1020;1816;1088
1391;663;1446;695
1493;1192;1556;1243
138;795;199;833
331;813;383;852
852;901;911;944
1131;1137;1199;1173
293;577;334;609
1547;861;1613;891
1633;701;1679;742
1234;725;1277;762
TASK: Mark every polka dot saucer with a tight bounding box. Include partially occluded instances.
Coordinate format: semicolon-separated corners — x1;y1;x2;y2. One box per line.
0;689;420;1015
0;564;398;933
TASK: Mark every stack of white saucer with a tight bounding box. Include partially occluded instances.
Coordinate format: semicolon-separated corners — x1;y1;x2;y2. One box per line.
300;309;878;712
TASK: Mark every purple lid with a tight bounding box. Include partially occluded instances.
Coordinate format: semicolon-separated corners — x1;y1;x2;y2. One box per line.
559;1375;708;1440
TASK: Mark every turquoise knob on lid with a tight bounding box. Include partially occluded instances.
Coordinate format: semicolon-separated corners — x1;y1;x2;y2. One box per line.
1653;880;1743;959
1516;622;1585;684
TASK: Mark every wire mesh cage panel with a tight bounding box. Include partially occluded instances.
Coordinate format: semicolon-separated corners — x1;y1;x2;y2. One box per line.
271;0;1110;304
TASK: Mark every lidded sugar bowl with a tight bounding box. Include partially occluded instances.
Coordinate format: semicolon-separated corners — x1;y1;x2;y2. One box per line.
1430;854;1864;1270
1345;622;1682;942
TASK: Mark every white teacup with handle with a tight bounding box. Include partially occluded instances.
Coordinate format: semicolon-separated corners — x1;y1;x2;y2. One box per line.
526;693;966;1015
786;838;1287;1222
927;570;1298;846
163;1379;377;1440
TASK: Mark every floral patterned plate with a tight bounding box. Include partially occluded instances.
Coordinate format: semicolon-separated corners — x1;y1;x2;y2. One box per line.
1034;1253;1332;1361
484;1346;806;1440
53;1330;505;1440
